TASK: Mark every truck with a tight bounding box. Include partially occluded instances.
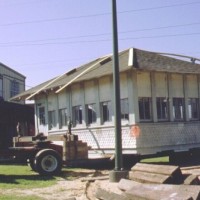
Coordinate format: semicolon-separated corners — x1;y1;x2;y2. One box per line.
0;133;89;176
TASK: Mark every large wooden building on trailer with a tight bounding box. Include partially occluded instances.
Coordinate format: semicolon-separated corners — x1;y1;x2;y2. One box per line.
11;48;200;158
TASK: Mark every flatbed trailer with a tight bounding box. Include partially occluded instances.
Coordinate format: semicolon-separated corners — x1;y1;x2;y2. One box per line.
0;133;89;175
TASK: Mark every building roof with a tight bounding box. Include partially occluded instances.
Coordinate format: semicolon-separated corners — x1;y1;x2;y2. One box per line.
0;62;26;79
10;48;200;101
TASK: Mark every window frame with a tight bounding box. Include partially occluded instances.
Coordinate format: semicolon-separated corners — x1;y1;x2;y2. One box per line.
10;79;19;97
138;97;152;121
101;101;112;124
188;98;199;121
86;103;97;125
59;108;68;129
173;98;185;121
48;110;56;130
121;98;129;121
72;105;83;126
156;97;169;121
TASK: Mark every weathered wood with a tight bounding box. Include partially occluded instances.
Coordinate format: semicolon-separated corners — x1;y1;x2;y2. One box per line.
131;163;183;184
129;171;173;184
95;188;134;200
81;175;109;182
118;179;200;200
132;163;182;176
184;174;200;185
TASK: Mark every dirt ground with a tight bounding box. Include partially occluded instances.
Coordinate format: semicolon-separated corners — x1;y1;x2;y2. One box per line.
0;168;123;200
1;165;200;200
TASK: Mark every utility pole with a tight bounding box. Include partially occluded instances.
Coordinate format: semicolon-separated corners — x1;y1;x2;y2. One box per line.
109;0;128;182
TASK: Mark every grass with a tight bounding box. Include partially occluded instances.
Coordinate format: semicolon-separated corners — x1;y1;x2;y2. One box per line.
0;164;96;189
0;195;43;200
0;164;58;189
140;156;169;163
0;164;97;200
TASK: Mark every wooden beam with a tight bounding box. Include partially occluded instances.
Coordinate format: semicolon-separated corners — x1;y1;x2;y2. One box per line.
118;179;199;200
55;55;111;94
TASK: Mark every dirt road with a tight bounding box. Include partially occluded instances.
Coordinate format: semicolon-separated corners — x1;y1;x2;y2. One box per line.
2;165;200;200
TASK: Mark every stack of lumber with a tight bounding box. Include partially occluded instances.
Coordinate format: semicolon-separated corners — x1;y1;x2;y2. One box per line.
129;163;183;184
96;179;200;200
95;163;200;200
62;134;89;161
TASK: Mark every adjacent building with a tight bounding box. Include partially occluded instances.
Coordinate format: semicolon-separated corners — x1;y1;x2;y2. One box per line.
0;62;25;102
11;48;200;158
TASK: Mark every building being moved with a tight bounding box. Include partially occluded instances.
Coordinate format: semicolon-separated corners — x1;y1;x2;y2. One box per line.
11;48;200;158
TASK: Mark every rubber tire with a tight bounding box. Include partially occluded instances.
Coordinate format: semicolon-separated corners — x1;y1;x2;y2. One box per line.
28;158;38;172
34;149;62;176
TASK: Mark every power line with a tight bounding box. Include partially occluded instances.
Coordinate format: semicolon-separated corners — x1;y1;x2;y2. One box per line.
0;31;200;47
0;1;199;27
0;21;200;46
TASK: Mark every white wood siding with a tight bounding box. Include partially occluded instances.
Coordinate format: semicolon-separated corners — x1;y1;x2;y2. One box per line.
120;73;128;99
71;83;82;106
84;80;96;104
171;74;184;97
155;72;168;97
99;76;111;101
58;91;67;109
187;75;198;98
137;72;151;97
48;93;57;111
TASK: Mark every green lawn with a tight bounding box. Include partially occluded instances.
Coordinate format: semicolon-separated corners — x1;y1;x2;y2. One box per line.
0;164;58;189
0;164;97;200
140;156;169;163
0;195;43;200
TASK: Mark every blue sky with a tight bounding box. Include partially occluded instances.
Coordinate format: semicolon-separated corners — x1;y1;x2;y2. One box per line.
0;0;200;89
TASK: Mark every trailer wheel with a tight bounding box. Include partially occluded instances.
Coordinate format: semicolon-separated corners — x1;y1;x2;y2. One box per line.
34;149;62;176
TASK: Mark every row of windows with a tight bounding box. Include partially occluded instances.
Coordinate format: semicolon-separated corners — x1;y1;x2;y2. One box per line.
39;96;199;130
39;98;129;130
139;97;199;121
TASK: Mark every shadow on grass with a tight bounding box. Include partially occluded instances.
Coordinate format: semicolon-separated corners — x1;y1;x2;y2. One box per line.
0;174;56;184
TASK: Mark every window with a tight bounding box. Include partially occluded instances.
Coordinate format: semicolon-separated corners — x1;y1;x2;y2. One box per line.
48;110;56;130
59;108;68;128
173;98;184;121
0;75;2;98
121;98;129;120
156;97;169;121
101;101;112;123
72;105;82;125
188;98;199;120
10;80;19;97
138;97;152;121
86;104;97;125
39;107;45;125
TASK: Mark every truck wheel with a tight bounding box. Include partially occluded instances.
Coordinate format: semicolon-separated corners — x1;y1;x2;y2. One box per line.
34;149;62;176
28;158;37;172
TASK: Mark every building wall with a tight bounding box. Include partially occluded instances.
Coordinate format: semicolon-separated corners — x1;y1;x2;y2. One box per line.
34;70;200;157
0;63;25;102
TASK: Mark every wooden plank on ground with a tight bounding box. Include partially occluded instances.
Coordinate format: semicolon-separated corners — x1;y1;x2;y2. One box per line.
81;175;109;182
118;179;200;200
132;163;182;176
184;175;200;185
129;170;172;184
95;188;136;200
131;163;183;184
